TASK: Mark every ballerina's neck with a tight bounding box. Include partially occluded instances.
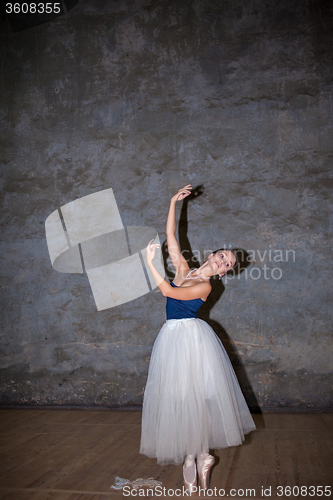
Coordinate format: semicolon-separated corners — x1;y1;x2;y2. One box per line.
185;269;210;280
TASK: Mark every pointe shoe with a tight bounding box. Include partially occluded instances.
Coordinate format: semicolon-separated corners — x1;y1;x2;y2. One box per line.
183;462;197;496
198;454;215;490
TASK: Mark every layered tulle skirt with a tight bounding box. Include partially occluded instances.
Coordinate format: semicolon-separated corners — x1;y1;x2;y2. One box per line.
140;318;256;465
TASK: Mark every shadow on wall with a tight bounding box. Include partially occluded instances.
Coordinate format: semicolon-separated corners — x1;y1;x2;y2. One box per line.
161;186;261;412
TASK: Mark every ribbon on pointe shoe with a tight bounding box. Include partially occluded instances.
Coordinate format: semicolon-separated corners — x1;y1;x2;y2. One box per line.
111;475;162;490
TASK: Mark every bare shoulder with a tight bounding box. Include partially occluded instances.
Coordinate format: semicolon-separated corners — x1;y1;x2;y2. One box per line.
199;280;212;293
195;280;211;301
166;278;211;302
174;275;212;299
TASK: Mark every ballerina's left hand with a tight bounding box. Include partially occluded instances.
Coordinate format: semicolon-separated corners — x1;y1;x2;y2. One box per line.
146;239;160;264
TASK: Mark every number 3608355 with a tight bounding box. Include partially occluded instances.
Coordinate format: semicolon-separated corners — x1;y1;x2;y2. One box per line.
6;3;61;14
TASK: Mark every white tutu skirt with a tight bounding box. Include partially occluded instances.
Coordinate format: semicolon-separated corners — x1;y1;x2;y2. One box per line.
140;318;256;465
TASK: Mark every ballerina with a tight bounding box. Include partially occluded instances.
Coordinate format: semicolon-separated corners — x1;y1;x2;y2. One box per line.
140;185;256;494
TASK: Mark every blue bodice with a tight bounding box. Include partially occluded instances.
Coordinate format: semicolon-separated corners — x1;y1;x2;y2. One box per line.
166;282;204;320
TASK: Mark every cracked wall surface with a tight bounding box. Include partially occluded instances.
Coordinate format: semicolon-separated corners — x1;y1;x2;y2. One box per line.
0;0;332;409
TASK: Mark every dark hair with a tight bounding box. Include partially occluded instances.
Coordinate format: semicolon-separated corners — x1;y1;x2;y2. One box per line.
212;248;238;271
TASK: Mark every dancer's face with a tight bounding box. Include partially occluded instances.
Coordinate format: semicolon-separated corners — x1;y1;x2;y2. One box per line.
209;250;236;277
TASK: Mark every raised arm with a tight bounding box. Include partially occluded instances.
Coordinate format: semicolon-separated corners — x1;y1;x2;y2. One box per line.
166;185;192;276
146;240;212;301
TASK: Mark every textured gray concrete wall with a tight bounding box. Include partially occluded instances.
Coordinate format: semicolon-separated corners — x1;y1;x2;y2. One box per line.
0;0;332;409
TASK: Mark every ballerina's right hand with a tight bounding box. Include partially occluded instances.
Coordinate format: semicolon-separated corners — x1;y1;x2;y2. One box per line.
146;239;160;263
172;184;192;202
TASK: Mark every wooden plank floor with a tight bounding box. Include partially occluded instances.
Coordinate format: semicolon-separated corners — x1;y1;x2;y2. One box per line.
0;409;332;499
